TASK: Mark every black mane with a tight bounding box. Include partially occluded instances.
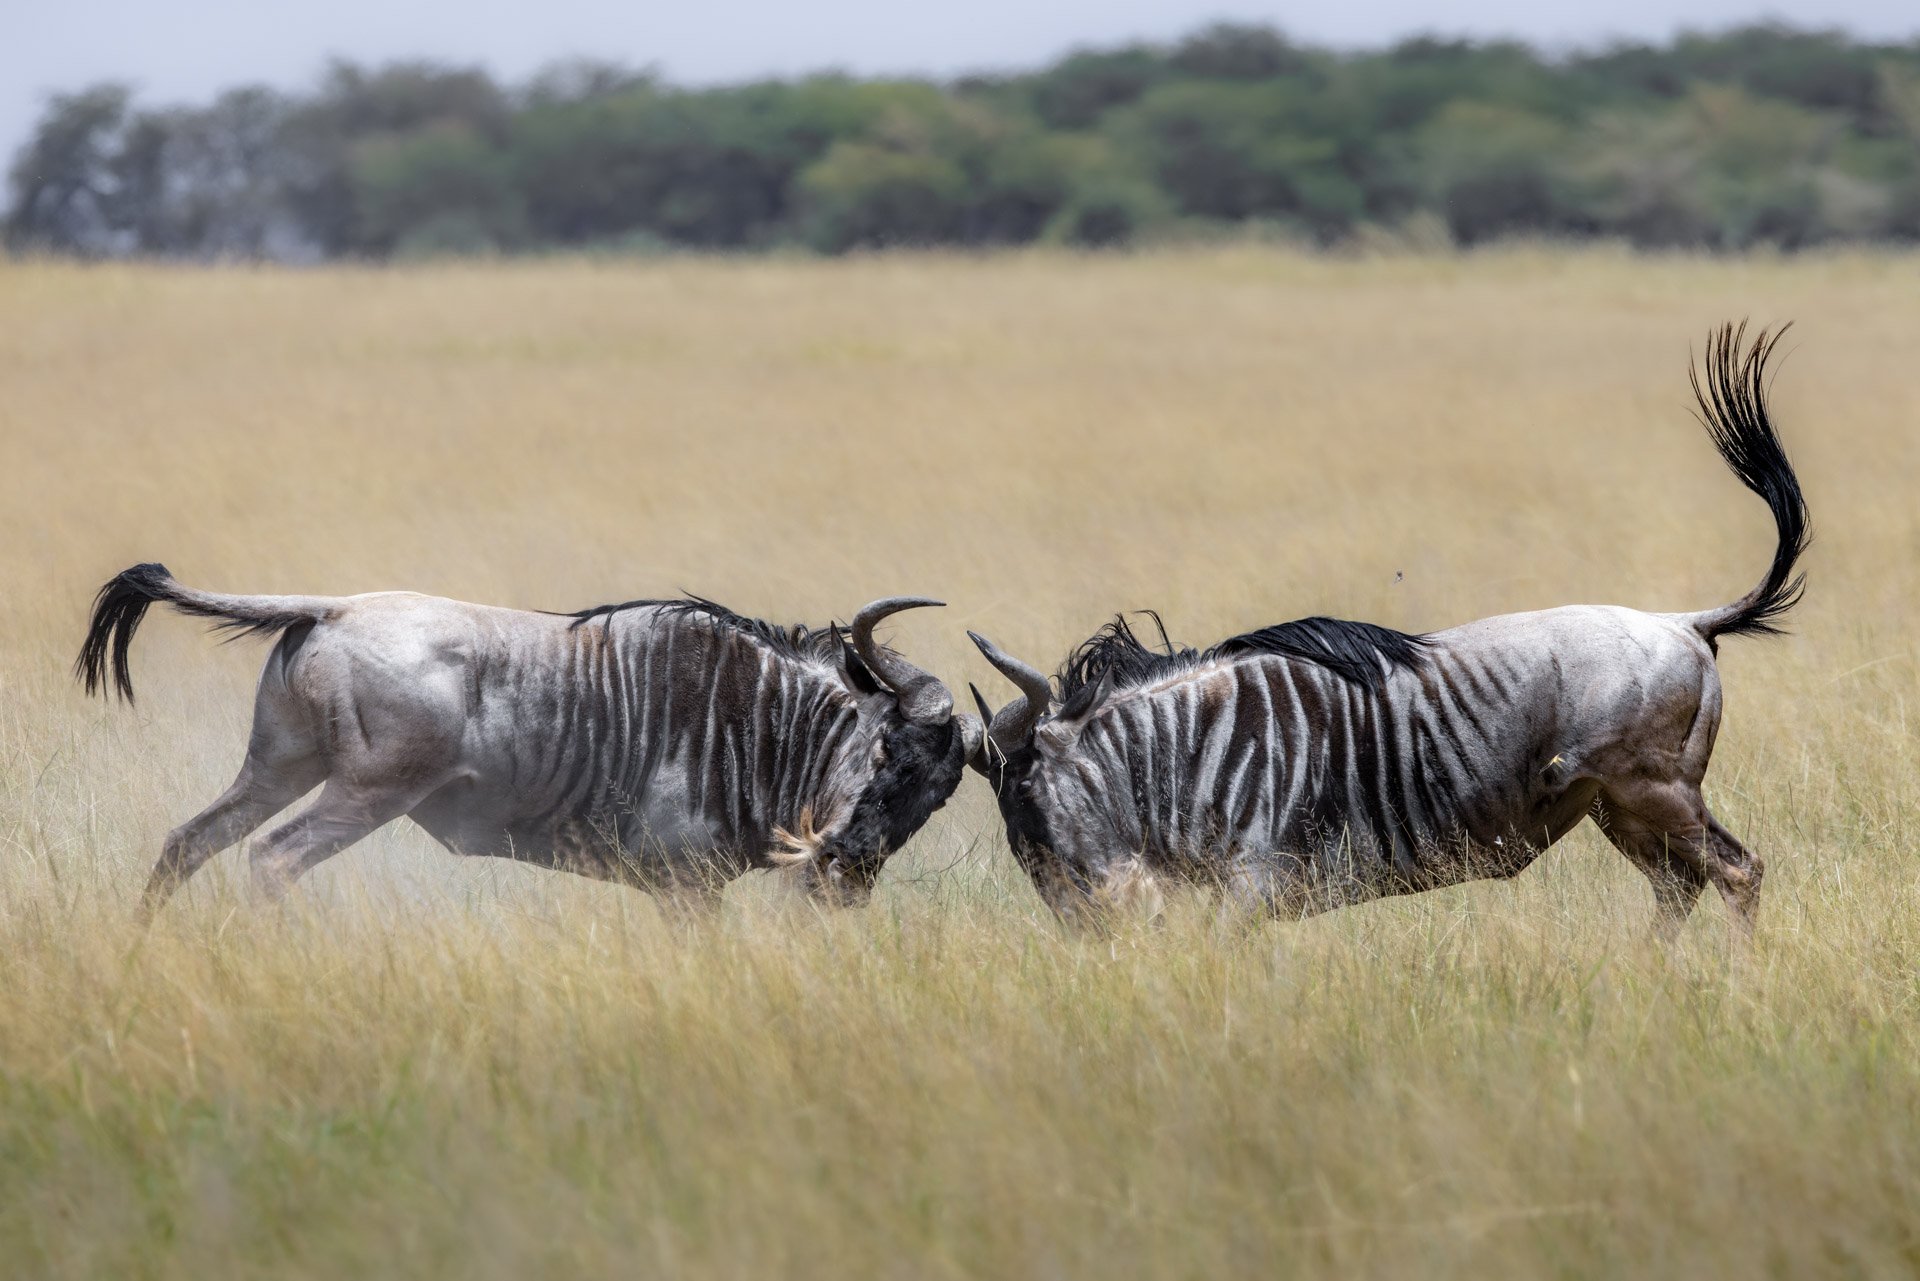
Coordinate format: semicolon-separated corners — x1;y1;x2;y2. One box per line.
1057;610;1429;710
562;596;845;662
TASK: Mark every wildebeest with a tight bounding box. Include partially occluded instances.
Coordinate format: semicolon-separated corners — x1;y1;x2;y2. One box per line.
965;323;1805;939
77;574;979;917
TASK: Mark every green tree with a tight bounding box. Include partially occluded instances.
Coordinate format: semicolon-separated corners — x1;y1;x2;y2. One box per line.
1168;24;1313;80
15;23;1920;260
796;88;1065;250
4;85;132;255
1026;47;1169;130
350;121;525;255
798;143;968;250
138;88;296;257
1669;25;1885;121
1113;80;1366;237
1342;38;1568;133
974;131;1166;245
511;77;934;248
282;62;512;255
1578;86;1837;247
1415;101;1581;243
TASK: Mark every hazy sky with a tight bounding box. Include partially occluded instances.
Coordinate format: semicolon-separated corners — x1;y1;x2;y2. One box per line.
8;0;1920;161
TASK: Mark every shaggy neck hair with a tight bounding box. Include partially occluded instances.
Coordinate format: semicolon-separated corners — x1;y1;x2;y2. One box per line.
563;596;848;662
1057;610;1429;715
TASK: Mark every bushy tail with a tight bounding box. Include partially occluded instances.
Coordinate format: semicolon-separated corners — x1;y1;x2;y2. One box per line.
75;563;339;702
1686;322;1811;644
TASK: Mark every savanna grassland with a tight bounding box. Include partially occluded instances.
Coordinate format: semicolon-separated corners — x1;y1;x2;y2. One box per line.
2;247;1919;1278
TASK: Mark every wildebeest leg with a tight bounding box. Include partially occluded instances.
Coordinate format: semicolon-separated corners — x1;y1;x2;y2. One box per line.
141;679;325;921
1703;813;1764;943
245;780;425;903
1591;787;1711;944
140;761;322;921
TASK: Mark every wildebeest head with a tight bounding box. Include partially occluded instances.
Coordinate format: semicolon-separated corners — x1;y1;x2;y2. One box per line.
959;630;1113;889
779;597;981;906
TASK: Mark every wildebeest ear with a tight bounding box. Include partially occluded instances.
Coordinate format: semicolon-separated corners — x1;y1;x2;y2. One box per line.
1043;669;1112;743
838;634;884;697
1055;667;1112;725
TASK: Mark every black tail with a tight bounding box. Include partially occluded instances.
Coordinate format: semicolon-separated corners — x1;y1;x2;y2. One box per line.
76;563;333;702
76;563;179;702
1688;322;1810;644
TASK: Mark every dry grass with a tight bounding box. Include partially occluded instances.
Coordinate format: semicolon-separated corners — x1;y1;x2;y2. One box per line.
2;246;1919;1278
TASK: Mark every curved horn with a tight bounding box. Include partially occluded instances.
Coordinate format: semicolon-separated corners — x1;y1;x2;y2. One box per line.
969;682;996;728
968;631;1053;753
850;596;952;725
964;683;998;771
956;709;985;770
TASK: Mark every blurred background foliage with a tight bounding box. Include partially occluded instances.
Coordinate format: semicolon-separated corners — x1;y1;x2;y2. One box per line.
10;21;1920;258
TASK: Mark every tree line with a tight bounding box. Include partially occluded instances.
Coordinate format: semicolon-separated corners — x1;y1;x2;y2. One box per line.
9;22;1920;259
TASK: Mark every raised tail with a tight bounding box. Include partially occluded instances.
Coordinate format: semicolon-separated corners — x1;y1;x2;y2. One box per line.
75;563;340;702
1685;322;1811;645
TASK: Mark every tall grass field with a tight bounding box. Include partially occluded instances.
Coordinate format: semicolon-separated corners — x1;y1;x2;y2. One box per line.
2;248;1918;1277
